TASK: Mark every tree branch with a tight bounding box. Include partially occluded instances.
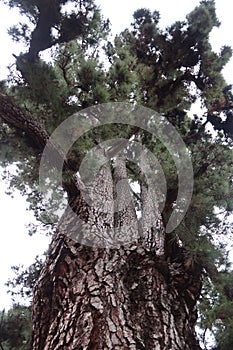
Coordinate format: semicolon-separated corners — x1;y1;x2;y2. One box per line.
0;93;49;149
0;93;79;201
22;0;89;61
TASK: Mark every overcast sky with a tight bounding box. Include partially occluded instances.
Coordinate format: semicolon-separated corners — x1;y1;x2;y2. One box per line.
0;0;232;311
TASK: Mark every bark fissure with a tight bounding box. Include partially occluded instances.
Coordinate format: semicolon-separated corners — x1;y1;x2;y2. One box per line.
32;155;201;349
33;230;201;349
0;93;202;349
31;151;200;350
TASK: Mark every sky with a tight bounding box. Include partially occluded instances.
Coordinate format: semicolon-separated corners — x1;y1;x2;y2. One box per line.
0;0;232;314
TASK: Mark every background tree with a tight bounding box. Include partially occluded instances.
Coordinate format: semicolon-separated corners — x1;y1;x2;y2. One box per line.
0;0;232;349
0;305;31;350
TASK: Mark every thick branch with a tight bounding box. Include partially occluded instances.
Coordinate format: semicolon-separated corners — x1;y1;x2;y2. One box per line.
0;93;79;201
0;93;49;149
28;0;63;59
23;0;88;61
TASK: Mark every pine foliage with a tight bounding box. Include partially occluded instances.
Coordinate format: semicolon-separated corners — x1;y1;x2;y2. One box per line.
0;0;232;348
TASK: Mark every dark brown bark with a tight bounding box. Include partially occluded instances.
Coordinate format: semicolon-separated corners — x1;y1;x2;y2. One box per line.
0;93;49;149
0;94;202;349
32;229;202;350
31;154;202;350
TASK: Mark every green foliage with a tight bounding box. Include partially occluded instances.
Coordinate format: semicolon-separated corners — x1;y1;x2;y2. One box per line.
1;0;39;19
199;271;233;350
117;2;232;112
6;256;44;301
0;0;233;348
0;305;32;350
15;55;66;104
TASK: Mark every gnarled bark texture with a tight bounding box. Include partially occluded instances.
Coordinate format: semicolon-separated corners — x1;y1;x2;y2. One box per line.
32;232;202;350
32;154;202;350
0;94;202;349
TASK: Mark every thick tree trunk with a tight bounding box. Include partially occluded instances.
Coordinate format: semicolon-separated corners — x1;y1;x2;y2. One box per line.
32;154;202;350
0;95;202;349
32;229;202;350
33;149;201;350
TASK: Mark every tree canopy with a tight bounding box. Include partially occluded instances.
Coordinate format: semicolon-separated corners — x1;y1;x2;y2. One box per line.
0;0;232;348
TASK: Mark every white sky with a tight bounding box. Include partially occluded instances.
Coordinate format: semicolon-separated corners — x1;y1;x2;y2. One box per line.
0;0;232;312
0;180;49;309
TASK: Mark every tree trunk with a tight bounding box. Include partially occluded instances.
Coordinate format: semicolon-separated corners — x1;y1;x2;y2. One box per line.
32;230;202;350
32;155;202;350
0;95;202;348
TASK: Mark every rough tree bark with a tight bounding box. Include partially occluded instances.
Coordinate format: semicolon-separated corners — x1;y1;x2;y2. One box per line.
32;215;202;350
0;94;202;349
33;233;203;350
32;153;202;349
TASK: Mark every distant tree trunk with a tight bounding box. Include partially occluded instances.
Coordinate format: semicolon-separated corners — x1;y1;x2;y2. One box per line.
32;155;202;350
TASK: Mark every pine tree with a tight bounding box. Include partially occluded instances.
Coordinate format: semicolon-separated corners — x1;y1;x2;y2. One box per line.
0;305;32;350
0;0;232;349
